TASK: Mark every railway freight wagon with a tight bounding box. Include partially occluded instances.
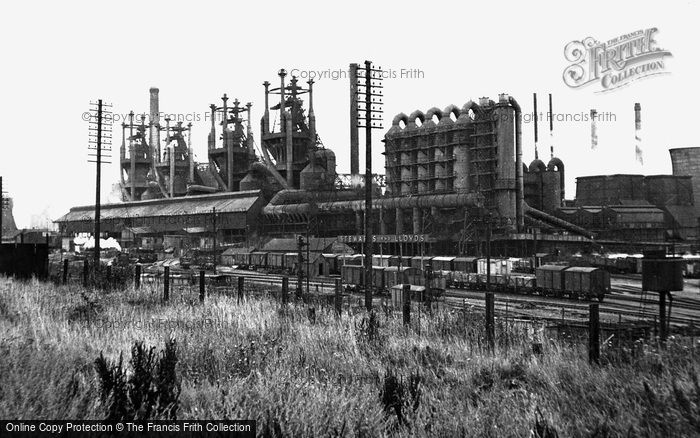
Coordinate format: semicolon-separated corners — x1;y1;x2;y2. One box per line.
431;256;455;272
411;256;434;270
536;265;568;294
535;265;609;301
233;252;251;267
339;254;364;266
684;258;700;278
267;253;286;272
564;267;610;299
388;256;413;267
453;257;478;273
383;266;421;291
341;265;364;291
284;253;299;273
319;254;340;276
372;255;392;267
477;258;514;276
372;266;386;290
341;265;446;295
249;252;268;269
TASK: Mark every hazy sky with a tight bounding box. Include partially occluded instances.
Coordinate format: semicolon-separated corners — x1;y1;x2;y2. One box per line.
1;0;697;228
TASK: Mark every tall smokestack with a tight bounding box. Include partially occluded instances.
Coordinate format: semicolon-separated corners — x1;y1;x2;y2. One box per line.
549;93;554;159
307;79;316;147
533;93;539;159
188;122;194;182
634;103;643;165
208;104;216;150
590;109;598;150
246;102;254;157
262;81;270;135
149;87;160;164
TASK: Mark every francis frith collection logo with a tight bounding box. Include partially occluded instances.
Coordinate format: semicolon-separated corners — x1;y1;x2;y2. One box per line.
563;28;672;92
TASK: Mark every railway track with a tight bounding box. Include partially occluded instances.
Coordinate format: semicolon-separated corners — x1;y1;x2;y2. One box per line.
160;268;699;327
58;264;692;328
442;290;699;327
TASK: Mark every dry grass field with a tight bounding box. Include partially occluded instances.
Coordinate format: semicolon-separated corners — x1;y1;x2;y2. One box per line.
1;277;699;437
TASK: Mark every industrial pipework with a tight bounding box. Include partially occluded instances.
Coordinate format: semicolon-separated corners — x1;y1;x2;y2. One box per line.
508;95;524;232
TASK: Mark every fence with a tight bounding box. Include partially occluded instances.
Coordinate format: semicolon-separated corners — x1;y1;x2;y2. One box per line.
0;243;49;280
45;260;679;363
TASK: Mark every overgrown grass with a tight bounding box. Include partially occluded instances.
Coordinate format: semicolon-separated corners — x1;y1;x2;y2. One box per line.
1;276;700;436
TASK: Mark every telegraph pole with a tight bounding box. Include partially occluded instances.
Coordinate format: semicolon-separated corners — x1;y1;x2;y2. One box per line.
0;177;8;241
88;100;113;279
0;177;3;240
212;207;217;255
355;60;384;311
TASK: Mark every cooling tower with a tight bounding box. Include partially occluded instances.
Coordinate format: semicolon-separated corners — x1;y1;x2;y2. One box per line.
669;147;700;213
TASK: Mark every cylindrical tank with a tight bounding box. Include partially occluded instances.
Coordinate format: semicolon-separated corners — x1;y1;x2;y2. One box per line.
541;171;562;213
670;147;700;211
494;96;516;222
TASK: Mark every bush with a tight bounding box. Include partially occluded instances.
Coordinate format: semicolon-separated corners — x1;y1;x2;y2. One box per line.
94;339;181;420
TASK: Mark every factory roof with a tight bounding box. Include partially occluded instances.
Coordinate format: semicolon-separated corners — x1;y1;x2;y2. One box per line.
576;174;645;180
221;247;257;256
261;238;354;254
55;191;265;233
664;205;699;228
605;206;664;214
56;191;262;223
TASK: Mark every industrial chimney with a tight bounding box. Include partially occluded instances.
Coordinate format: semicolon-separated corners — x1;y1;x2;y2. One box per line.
549;93;554;159
590;109;598;150
533;93;539;159
634;103;643;165
149;87;161;164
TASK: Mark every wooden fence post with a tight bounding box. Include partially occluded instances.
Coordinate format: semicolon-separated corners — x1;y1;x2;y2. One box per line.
485;292;495;352
134;264;141;290
282;276;289;306
199;270;205;303
589;303;600;364
163;266;170;302
402;284;411;326
238;276;245;304
334;278;342;317
62;259;69;284
82;259;89;287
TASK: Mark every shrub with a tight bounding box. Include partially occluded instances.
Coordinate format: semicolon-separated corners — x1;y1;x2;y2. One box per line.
94;339;181;420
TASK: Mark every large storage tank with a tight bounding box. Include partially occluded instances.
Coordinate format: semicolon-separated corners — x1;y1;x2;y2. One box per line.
669;147;700;211
575;175;645;206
